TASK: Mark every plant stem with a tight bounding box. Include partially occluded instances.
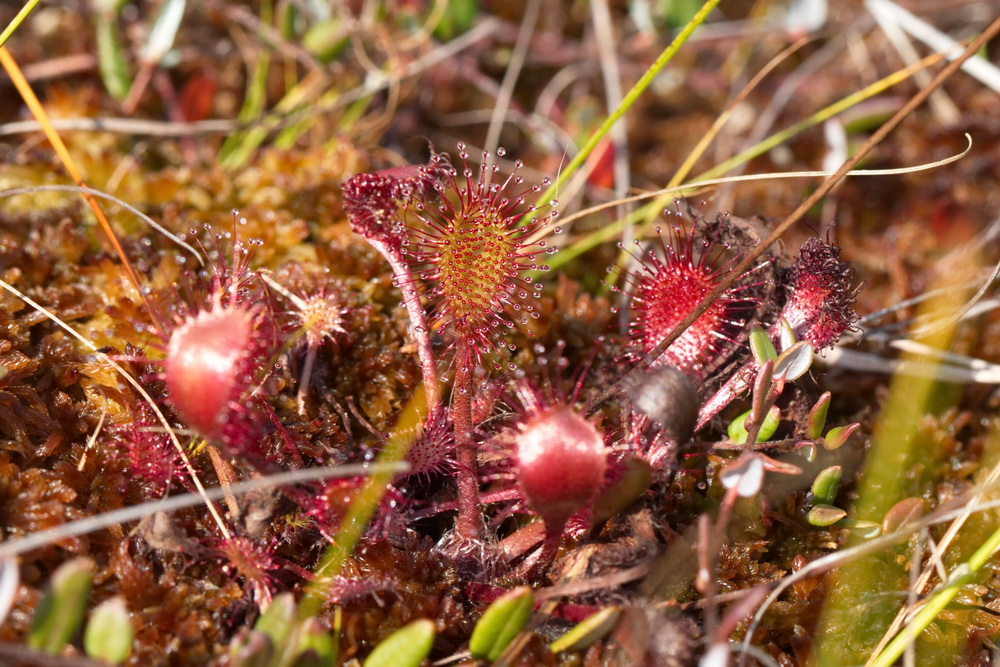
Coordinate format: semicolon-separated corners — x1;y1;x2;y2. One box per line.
452;341;482;540
367;237;441;412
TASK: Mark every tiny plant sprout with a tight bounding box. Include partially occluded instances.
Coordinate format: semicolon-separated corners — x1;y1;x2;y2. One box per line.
469;586;534;661
362;618;436;667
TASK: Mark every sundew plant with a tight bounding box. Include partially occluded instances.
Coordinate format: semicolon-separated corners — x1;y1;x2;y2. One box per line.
0;2;998;666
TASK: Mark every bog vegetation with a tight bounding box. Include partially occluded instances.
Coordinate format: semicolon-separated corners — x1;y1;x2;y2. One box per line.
0;1;998;666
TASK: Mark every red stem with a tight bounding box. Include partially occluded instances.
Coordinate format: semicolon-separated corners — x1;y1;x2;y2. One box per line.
452;341;482;540
368;238;441;412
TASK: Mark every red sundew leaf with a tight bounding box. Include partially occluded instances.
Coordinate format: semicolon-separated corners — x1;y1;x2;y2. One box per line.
612;213;760;379
403;145;558;366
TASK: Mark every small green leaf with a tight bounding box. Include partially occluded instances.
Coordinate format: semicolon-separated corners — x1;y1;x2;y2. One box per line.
728;410;751;444
749;325;777;365
95;15;131;101
728;406;781;445
807;504;847;527
469;586;534;661
882;497;925;535
84;596;133;664
550;606;622;653
778;318;797;351
823;422;860;450
797;442;817;462
807;392;831;440
28;557;94;653
290;617;336;667
363;619;435;667
757;406;782;442
254;592;297;650
773;341;813;381
810;465;842;506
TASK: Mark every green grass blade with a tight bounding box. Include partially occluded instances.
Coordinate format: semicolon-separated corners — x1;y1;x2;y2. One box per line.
219;43;272;168
567;51;944;287
298;390;427;619
815;269;973;665
0;0;42;50
532;0;721;212
689;52;943;185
